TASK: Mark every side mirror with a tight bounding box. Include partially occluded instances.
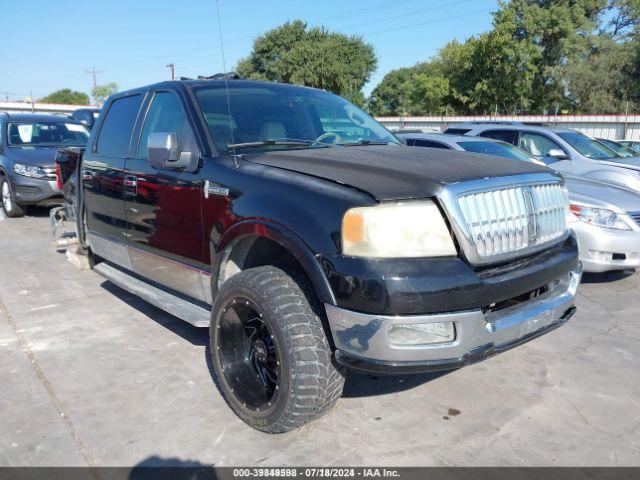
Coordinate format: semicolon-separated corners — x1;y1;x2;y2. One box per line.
547;149;569;160
147;132;192;170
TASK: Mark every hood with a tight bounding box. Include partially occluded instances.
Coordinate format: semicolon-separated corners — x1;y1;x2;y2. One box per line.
244;145;550;201
565;176;640;213
4;146;58;167
598;157;640;171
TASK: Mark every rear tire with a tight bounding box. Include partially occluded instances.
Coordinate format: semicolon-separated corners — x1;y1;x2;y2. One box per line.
1;177;26;218
210;266;345;433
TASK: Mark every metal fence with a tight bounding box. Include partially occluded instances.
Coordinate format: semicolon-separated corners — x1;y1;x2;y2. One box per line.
376;115;640;140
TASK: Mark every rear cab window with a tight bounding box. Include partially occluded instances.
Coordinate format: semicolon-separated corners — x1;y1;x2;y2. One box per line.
478;129;518;145
95;94;143;156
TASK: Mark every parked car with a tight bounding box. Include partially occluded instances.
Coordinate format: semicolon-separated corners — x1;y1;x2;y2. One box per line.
398;132;546;165
596;138;637;158
448;123;640;192
400;133;640;272
0;113;89;217
57;78;581;433
619;139;640;153
70;108;101;130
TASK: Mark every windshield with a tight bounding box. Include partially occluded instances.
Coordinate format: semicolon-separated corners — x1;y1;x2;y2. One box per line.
598;139;636;158
194;83;399;154
457;140;537;162
557;131;619;160
7;122;89;147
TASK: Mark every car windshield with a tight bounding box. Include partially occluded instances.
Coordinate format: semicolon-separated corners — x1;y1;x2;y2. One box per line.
193;83;399;154
556;131;619;160
7;122;89;147
598;139;636;158
457;140;536;162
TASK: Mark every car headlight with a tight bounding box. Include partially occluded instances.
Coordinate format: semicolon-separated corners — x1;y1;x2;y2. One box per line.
569;204;632;231
342;200;457;258
13;163;46;179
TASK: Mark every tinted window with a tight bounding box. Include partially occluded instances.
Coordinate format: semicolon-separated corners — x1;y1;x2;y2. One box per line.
457;140;536;162
413;139;451;149
138;92;197;157
518;132;564;164
598;138;635;158
557;131;618;160
443;128;471;135
479;129;517;145
96;95;142;156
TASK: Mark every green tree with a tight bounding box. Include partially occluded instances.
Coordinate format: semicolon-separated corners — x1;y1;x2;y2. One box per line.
91;82;119;106
564;36;637;112
236;20;376;100
39;89;89;105
493;0;610;112
406;74;450;115
368;67;416;115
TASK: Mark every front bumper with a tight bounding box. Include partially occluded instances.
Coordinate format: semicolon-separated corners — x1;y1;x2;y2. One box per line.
326;264;582;374
10;174;62;206
573;221;640;273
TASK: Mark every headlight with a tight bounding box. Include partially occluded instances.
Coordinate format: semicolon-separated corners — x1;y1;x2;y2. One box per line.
341;200;457;258
13;163;46;179
569;204;632;231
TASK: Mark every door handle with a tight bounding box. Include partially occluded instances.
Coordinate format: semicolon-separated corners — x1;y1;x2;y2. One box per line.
124;175;137;196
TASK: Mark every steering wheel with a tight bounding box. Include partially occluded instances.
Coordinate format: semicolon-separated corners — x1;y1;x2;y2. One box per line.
313;131;342;145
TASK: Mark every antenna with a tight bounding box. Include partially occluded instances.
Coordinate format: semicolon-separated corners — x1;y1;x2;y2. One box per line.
215;0;238;166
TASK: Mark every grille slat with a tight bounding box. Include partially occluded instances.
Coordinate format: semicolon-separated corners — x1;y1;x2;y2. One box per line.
455;182;568;263
629;211;640;226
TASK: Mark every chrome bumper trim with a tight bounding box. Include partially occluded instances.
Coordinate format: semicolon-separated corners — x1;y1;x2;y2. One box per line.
325;264;582;363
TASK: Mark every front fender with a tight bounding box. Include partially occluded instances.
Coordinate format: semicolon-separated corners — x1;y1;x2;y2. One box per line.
211;218;336;305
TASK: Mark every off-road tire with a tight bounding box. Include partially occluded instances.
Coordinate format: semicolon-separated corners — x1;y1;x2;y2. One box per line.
1;176;26;218
210;266;345;433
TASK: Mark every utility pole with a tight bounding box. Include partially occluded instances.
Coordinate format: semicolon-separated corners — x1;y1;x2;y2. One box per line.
85;67;103;90
166;63;175;80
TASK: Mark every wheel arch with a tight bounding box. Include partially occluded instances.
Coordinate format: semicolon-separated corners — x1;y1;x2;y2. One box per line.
211;219;336;306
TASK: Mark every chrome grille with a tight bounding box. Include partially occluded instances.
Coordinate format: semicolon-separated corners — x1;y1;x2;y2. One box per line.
440;175;569;265
629;211;640;226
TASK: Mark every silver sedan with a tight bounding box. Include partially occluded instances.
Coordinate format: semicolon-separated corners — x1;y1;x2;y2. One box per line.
399;133;640;272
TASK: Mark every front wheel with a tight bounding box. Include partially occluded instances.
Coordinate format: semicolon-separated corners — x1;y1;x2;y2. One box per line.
210;266;345;433
1;177;26;218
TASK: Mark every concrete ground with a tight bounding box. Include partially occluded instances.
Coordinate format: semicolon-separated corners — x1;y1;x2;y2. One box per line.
0;210;639;467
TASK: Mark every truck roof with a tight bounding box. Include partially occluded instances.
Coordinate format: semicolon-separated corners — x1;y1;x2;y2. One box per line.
0;112;80;123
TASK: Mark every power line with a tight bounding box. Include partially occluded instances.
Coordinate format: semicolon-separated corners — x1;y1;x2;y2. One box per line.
340;0;473;31
366;8;491;36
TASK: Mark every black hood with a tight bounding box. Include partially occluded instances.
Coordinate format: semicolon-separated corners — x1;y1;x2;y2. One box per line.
4;146;58;167
245;145;551;200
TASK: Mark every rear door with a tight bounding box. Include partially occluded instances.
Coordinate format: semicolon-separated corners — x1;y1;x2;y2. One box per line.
123;89;208;302
83;93;144;269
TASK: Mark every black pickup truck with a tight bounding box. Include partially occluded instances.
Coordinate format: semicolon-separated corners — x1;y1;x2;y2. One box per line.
56;78;581;433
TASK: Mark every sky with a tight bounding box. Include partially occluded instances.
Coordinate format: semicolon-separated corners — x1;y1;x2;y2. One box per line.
0;0;499;102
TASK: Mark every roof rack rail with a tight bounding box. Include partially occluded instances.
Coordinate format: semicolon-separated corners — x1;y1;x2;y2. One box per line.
197;72;242;80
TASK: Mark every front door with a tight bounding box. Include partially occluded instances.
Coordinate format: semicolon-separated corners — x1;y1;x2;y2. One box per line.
123;90;208;303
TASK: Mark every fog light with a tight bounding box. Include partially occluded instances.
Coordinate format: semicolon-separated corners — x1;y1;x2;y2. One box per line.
589;250;613;262
389;322;455;346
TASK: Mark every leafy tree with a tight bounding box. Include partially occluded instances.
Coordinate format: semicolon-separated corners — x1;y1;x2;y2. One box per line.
368;67;417;115
236;20;376;100
564;36;637;112
39;89;89;105
406;74;450;115
91;82;119;106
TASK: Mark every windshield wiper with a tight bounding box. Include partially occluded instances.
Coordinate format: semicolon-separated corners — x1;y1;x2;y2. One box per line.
227;139;319;150
341;140;390;147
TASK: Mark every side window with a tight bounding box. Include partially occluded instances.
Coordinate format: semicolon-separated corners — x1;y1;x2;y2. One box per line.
138;92;197;158
95;95;142;156
479;129;517;145
518;132;564;162
413;139;451;149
